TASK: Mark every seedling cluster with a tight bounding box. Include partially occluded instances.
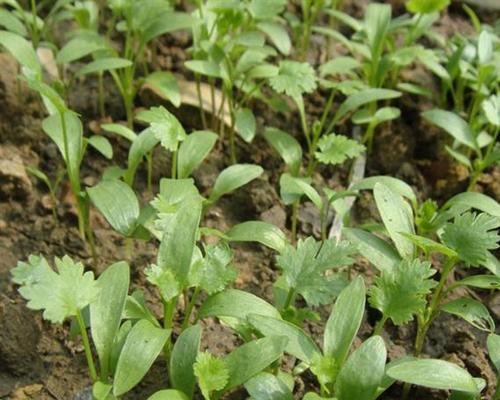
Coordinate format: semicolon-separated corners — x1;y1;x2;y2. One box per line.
1;0;499;399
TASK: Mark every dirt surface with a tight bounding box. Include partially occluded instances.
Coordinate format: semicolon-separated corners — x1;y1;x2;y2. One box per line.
0;2;499;400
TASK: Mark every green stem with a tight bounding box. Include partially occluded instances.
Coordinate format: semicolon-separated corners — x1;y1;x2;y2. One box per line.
291;201;299;244
163;296;178;363
76;309;98;382
373;315;388;336
98;72;105;119
30;0;39;48
283;288;295;310
171;150;177;179
196;75;207;129
146;151;153;193
181;287;200;331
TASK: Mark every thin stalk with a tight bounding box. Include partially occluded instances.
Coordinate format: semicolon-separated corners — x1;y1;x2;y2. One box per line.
163;296;178;362
196;75;207;129
30;0;39;48
283;288;295;310
181;286;200;331
171;150;177;179
209;78;217;131
373;315;388;336
124;237;133;260
76;309;98;382
98;72;105;119
146;151;153;194
291;201;299;244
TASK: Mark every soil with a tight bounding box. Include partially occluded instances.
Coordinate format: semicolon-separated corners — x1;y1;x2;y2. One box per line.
0;2;498;400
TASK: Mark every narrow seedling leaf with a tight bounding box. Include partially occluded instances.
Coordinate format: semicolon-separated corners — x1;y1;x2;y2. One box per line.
78;57;132;75
209;164;263;203
144;71;181;107
177;130;217;179
442;298;495;332
263;128;302;176
245;372;294;400
226;221;287;253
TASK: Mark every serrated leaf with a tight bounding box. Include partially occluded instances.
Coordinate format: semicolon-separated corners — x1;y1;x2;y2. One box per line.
315;134;365;165
145;264;181;301
277;237;355;306
194;352;229;399
269;60;317;99
369;259;437;325
12;255;99;324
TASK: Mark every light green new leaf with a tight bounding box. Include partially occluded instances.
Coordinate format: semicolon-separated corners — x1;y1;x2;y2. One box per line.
320;56;360;77
177;130;217;179
374;183;415;259
124;127;160;186
145;264;181;301
315;134;365;165
226;221;287;253
170;324;202;397
406;0;450;14
209;164;263;203
452;275;500;290
90;261;130;378
12;255;99;324
87;179;140;237
280;173;322;209
0;30;40;76
422;109;476;150
143;12;197;43
185;60;221;78
335;336;387;400
78;57;132;75
245;372;293;400
194;352;229;399
0;10;26;36
113;320;170;396
257;21;290;55
235;108;257;143
197;289;281;321
87;135;113;159
147;390;189;400
248;314;321;364
444;192;500;218
487;334;500;372
477;30;493;65
442;298;495;332
387;359;480;393
269;60;317;99
144;71;181;107
101;123;136;142
263;128;302;176
57;35;106;64
324;277;365;365
224;336;288;389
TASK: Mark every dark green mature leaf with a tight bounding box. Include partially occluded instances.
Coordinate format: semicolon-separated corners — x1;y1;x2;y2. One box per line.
335;336;387;400
369;259;437;325
12;255;99;324
406;0;450;14
245;372;293;400
235;108;257;143
224;336;288;389
248;314;321;364
88;179;140;236
441;212;500;266
209;164;263;203
0;30;40;75
114;320;170;396
315;134;365;165
177;130;217;179
374;183;415;259
343;228;400;273
90;262;130;378
137;106;187;152
144;71;181;107
194;352;229;399
324;277;365;366
422;109;476;150
147;390;189;400
487;334;500;372
387;359;480;393
226;221;287;253
269;60;317;99
197;289;281;321
190;243;237;295
170;324;202;397
442;298;495;332
277;237;355;306
78;57;132;75
263;128;302;176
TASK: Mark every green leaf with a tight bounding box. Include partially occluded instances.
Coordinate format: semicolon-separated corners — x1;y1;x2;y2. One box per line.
194;352;229;399
224;336;288;389
147;390;189;400
145;264;181;301
446;146;472;168
401;233;458;258
88;179;140;237
185;60;221;78
190;243;237;295
364;3;391;60
333;89;401;126
248;314;321;364
280;173;322;209
123;291;160;327
369;259;437;325
482;95;500;127
12;255;99;324
92;381;112;400
226;221;287;253
124;128;160;186
197;289;281;321
374;183;415;259
487;334;500;372
406;0;450;14
387;359;480;393
101;123;136;142
452;275;500;290
335;336;387;400
90;262;129;378
269;60;317;99
0;30;40;76
144;71;181;107
441;212;500;266
315;134;365;165
142;12;196;43
177;130;217;179
235;108;256;143
422;109;476;150
170;324;202;397
257;21;290;55
324;276;365;366
442;298;495;332
444;192;500;218
77;57;132;75
0;9;26;36
113;320;170;396
320;56;360;77
343;228;400;273
263;128;302;176
277;237;355;306
136;106;187;152
477;30;493;65
245;372;294;400
88;135;113;159
57;35;106;64
209;164;263;203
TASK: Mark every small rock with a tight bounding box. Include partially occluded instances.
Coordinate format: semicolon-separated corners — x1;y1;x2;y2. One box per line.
10;384;43;400
0;145;32;199
261;204;287;230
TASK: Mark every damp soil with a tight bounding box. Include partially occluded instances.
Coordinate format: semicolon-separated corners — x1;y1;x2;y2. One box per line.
0;2;499;400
